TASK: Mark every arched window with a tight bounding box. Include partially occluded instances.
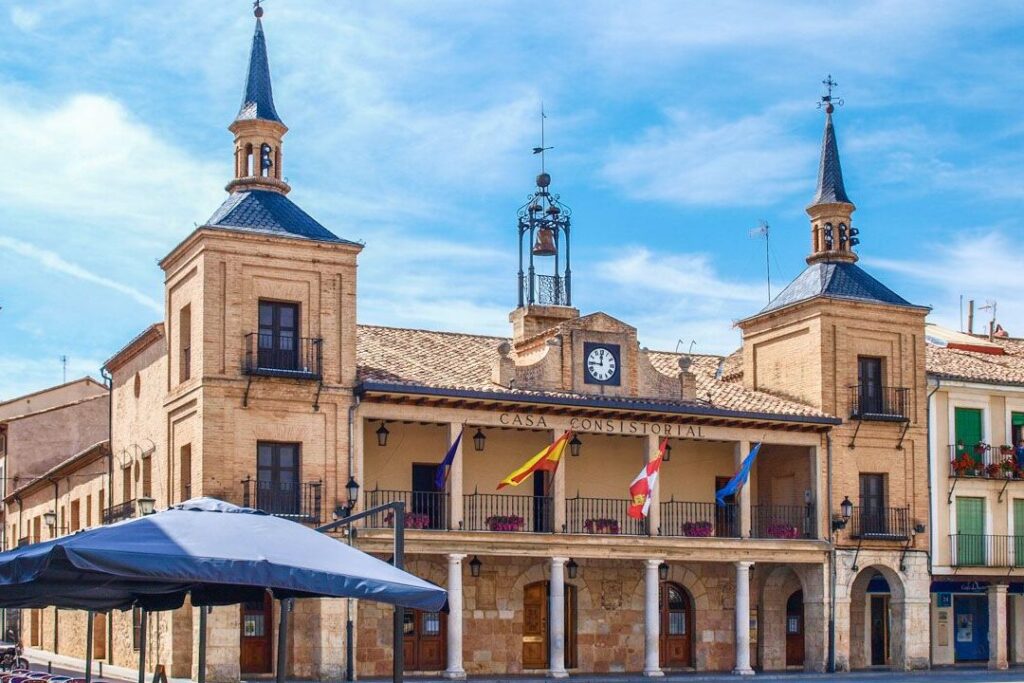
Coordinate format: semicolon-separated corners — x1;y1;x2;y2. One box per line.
245;143;254;176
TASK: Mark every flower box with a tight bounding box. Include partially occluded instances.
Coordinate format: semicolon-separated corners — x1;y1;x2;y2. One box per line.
766;523;799;539
682;521;714;537
485;515;524;532
383;511;432;529
1001;445;1015;456
986;462;1002;478
583;518;620;534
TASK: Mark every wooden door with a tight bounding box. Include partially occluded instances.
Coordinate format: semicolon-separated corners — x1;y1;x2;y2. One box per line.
411;464;446;529
93;612;107;659
659;582;692;668
857;356;884;413
258;300;299;370
785;590;804;666
403;610;445;671
869;595;889;666
859;474;885;535
240;593;273;674
1015;500;1024;567
256;442;300;516
523;582;548;669
956;497;985;566
955;408;984;460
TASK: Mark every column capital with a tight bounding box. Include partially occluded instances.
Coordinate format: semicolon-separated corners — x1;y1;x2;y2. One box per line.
645;558;664;569
551;556;569;566
446;553;468;563
734;560;754;570
989;583;1010;593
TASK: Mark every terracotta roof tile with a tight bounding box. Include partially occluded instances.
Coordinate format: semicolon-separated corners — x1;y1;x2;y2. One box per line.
927;335;1024;386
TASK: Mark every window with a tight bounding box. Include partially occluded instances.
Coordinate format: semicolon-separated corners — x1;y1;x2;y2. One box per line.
857;356;884;414
133;372;141;398
86;495;92;528
142;456;152;498
859;474;886;535
258;301;299;371
70;500;81;532
0;429;6;455
180;444;192;502
179;304;192;383
255;442;300;515
98;488;104;522
132;607;143;651
123;466;132;503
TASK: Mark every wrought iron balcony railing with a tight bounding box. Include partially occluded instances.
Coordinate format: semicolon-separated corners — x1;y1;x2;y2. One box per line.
565;496;647;536
849;506;911;540
660;500;739;538
848;385;910;421
949;443;1023;479
950;534;1024;568
464;492;552;533
241;478;322;523
103;500;136;525
524;274;569;306
751;504;816;540
363;489;448;530
243;333;322;379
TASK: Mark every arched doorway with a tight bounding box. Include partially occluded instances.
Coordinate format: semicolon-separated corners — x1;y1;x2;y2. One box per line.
403;609;446;671
847;565;908;670
659;581;693;668
785;590;804;666
522;581;578;670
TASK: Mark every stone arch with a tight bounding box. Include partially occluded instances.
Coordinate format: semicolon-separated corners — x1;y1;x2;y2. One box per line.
845;563;907;670
661;564;711;670
759;565;805;671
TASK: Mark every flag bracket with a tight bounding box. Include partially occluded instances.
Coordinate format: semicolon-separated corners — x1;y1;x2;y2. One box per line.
850;537;864;572
895;421;910;450
847;420;863;449
947;478;959;505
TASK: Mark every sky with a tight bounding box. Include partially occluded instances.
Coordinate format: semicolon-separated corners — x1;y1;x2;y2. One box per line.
1;0;1023;400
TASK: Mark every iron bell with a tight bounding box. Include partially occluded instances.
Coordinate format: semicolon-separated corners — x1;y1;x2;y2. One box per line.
532;227;557;256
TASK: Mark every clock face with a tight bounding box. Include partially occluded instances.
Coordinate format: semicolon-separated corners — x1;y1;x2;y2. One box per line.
586;346;618;383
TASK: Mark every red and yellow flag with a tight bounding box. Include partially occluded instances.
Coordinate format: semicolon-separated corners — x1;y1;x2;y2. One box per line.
497;431;572;490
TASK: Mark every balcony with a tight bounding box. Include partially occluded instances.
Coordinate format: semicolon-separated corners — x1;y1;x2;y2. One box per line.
243;333;322;379
660;500;739;538
849;385;910;421
751;504;816;540
951;534;1024;568
241;478;322;523
465;493;552;533
363;489;448;530
949;444;1023;479
17;535;39;547
565;496;647;536
103;500;136;525
849;506;911;540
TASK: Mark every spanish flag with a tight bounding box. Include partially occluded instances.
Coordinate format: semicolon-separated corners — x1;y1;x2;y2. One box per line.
497;431;573;490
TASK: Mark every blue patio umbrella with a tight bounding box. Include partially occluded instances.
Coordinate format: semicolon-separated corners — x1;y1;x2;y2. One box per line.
0;498;445;682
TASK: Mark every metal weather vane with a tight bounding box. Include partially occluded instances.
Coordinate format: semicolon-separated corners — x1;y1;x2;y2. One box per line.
818;74;844;113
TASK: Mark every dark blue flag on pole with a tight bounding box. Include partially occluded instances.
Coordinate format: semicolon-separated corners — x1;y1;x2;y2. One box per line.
715;442;761;507
435;428;464;490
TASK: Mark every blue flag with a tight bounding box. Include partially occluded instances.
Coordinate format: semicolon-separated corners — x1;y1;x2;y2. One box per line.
434;429;464;490
715;443;761;507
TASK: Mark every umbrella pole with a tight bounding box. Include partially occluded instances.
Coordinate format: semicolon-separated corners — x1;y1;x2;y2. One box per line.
393;501;405;683
84;611;94;683
197;607;207;683
138;609;148;683
275;599;289;683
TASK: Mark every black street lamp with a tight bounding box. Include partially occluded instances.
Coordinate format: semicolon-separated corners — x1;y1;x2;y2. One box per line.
658;562;669;581
137;496;156;516
569;435;582;457
345;476;360;511
376;422;389;447
473;428;486;452
566;558;578;579
662;443;672;462
832;495;853;532
469;555;482;577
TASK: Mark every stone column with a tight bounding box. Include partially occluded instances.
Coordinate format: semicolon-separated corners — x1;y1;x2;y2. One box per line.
645;435;662;536
549;557;569;678
448;424;464;530
734;441;752;538
989;584;1008;670
643;559;664;677
1012;594;1024;664
810;444;824;539
351;416;365;514
444;553;467;679
552;432;567;534
733;561;754;675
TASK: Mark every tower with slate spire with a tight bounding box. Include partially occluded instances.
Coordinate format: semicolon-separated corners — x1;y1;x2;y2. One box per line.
806;76;859;265
227;2;290;195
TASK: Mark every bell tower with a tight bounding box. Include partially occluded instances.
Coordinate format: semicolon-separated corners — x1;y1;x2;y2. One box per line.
806;76;859;265
226;2;291;196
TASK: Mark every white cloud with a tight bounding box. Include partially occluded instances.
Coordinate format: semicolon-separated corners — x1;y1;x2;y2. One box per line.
9;7;41;32
601;109;815;207
0;236;163;314
599;247;765;303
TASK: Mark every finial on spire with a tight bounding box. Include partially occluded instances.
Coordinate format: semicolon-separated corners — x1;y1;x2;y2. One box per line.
818;74;844;114
253;0;264;19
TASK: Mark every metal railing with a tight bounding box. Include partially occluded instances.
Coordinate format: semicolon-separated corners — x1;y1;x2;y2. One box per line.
243;333;322;379
848;385;910;421
948;444;1022;478
751;504;815;539
17;536;38;547
103;500;136;524
950;534;1024;568
363;489;448;530
241;478;322;523
464;492;552;533
534;275;567;306
565;496;646;535
660;500;739;538
849;506;911;539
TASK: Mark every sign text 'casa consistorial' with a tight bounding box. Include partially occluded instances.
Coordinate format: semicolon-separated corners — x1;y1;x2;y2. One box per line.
497;412;703;438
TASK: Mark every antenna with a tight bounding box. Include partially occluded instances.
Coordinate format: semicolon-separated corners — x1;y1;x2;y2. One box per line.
978;300;997;340
60;355;67;384
749;220;771;302
675;339;696;354
531;103;553;173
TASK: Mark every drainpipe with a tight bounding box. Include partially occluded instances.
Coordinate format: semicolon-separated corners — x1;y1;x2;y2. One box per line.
345;393;360;682
827;433;836;673
52;480;59;654
926;377;941;577
100;368;113;511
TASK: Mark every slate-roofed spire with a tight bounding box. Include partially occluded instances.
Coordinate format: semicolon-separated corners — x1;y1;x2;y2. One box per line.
806;75;858;265
236;5;282;124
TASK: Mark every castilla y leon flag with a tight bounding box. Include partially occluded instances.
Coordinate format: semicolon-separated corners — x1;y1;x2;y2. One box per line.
628;438;667;519
497;431;572;490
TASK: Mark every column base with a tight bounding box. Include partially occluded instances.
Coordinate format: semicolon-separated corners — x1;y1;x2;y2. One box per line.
642;668;665;677
547;670;570;679
732;666;755;676
988;662;1009;671
442;670;467;680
